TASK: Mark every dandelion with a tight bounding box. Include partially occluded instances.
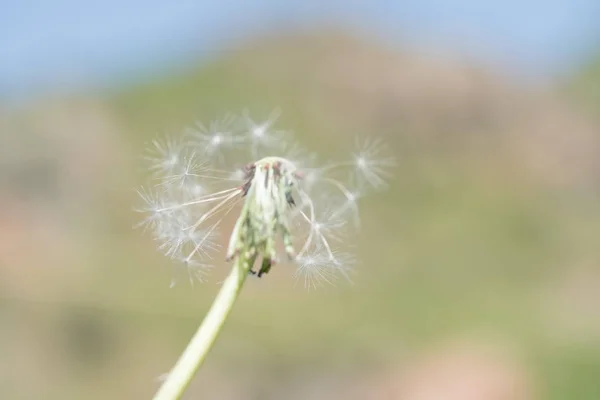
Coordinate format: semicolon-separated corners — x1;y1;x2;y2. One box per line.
136;110;393;400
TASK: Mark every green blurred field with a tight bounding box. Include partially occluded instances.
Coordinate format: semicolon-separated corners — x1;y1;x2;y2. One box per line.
1;32;599;399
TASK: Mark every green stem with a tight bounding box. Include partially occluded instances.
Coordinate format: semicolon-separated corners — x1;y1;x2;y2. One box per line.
153;255;251;400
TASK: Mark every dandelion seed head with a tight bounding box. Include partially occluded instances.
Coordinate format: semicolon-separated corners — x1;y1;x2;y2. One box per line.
135;109;393;288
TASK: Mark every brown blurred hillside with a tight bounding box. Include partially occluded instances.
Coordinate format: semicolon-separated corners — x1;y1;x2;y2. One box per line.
1;31;599;400
568;52;600;117
113;32;600;190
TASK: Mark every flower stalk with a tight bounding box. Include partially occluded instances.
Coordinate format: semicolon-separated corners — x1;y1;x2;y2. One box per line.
153;251;253;400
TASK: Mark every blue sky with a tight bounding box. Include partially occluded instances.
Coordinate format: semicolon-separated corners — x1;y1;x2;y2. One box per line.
1;0;599;101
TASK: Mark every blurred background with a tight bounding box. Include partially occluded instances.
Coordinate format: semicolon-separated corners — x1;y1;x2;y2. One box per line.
1;1;600;399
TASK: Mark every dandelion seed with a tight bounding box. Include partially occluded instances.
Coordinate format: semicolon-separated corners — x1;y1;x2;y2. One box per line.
352;136;396;190
187;113;239;164
143;136;184;177
294;245;355;289
242;108;290;157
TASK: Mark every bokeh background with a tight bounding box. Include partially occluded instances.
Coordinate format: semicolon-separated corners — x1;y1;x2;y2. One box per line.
2;1;600;399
